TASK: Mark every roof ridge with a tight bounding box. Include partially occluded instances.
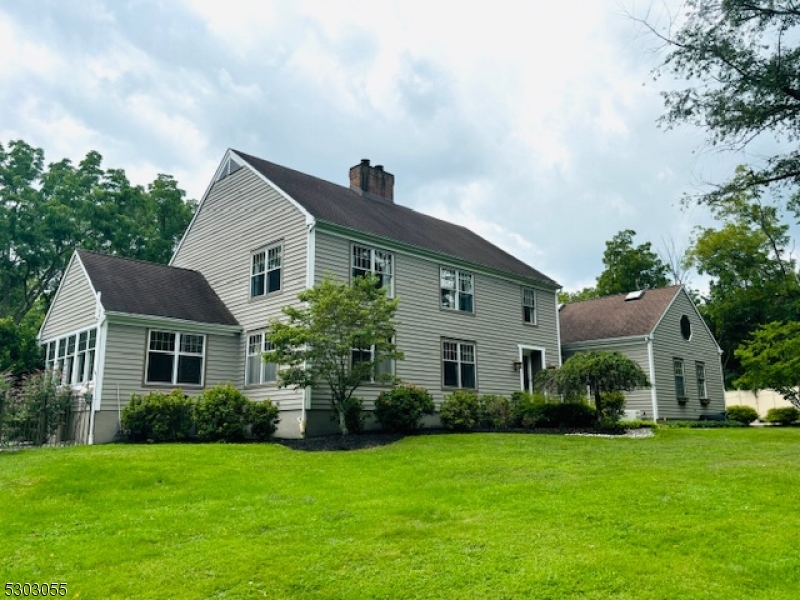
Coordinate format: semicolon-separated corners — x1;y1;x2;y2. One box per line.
77;249;202;275
563;284;682;306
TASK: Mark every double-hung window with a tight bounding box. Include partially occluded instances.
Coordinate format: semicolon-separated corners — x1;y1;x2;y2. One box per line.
440;268;474;312
245;332;277;386
146;331;205;386
75;329;97;383
62;335;77;385
251;244;282;298
696;362;707;399
351;244;393;293
44;328;97;384
674;358;686;398
522;288;536;324
442;340;476;389
350;343;394;383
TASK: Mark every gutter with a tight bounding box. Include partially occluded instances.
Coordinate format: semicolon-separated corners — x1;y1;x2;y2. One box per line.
646;334;659;421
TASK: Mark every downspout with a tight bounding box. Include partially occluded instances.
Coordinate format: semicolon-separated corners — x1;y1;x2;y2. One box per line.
88;298;108;445
300;219;316;437
646;334;659;421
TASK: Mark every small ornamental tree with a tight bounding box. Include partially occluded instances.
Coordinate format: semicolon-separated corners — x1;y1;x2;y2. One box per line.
556;351;650;423
735;321;800;409
265;274;403;435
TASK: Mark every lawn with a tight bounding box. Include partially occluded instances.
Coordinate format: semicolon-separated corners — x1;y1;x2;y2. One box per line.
1;428;799;599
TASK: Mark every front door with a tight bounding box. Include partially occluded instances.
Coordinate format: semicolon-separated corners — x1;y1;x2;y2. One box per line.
521;349;543;393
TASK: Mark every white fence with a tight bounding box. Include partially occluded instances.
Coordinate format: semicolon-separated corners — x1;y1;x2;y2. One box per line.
725;389;796;418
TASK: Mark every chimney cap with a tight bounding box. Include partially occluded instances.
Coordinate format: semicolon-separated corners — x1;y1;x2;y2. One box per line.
375;165;384;172
360;158;370;165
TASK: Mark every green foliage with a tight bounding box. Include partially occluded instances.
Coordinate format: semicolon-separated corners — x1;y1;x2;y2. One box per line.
247;400;280;441
661;420;746;429
619;419;657;430
764;407;799;426
555;351;649;422
0;371;75;445
511;393;597;430
511;392;550;428
725;405;759;425
374;384;435;433
595;229;670;296
558;287;599;304
266;274;403;435
342;397;365;435
549;402;598;429
0;139;196;330
735;321;800;408
121;389;194;442
0;304;45;376
439;390;482;431
195;383;251;442
480;394;513;430
599;391;626;425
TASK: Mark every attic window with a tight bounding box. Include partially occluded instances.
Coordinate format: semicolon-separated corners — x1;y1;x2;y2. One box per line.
625;290;645;301
216;157;242;182
680;315;692;340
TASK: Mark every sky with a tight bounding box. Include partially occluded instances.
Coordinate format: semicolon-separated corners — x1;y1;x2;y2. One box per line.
0;0;768;293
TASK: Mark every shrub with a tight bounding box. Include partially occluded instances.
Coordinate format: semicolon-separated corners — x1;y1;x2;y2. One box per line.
374;384;435;433
662;419;746;428
195;383;251;442
599;391;626;424
481;394;513;430
440;390;482;431
342;397;365;434
247;400;280;440
726;405;759;425
764;406;799;426
121;389;194;442
1;371;75;445
511;391;548;428
619;419;657;429
550;402;597;428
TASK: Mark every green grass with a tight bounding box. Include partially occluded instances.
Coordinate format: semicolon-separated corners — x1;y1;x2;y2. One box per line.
2;429;799;599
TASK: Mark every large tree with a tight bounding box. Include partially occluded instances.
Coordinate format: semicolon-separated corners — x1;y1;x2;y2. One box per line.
265;274;404;435
0;140;196;376
735;320;800;407
0;140;196;325
645;0;800;213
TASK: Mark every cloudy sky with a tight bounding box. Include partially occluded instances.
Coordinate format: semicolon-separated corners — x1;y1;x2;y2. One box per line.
0;0;761;292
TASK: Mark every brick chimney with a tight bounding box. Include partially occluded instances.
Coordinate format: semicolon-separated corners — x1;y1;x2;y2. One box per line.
349;159;394;203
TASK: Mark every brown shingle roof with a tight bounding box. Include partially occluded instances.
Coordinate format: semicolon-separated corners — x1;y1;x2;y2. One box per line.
78;250;239;327
559;286;682;345
234;150;559;287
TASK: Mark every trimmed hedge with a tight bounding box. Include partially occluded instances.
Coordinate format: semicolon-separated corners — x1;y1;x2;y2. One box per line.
195;383;251;442
440;390;482;431
121;389;194;442
764;406;799;426
726;405;759;425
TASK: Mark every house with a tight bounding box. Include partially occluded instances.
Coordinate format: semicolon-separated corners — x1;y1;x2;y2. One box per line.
558;285;726;420
39;150;562;442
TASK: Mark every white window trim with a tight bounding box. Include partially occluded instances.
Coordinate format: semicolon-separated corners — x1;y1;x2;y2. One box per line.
442;339;477;389
43;326;98;386
245;331;278;386
440;267;474;313
674;358;686;399
250;242;283;298
696;362;708;399
145;330;206;386
522;287;537;325
351;243;394;297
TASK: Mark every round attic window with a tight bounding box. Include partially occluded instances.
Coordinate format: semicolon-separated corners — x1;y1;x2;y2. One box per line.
680;315;692;340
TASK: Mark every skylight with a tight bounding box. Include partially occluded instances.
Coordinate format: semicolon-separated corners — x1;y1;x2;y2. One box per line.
625;290;645;301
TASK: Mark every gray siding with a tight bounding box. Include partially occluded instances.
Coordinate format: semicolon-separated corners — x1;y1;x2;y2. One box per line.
99;322;241;411
313;230;560;409
41;255;98;340
563;340;655;418
652;289;725;420
171;167;307;410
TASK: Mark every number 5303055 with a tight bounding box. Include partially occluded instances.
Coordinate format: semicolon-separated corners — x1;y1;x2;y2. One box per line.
5;582;67;596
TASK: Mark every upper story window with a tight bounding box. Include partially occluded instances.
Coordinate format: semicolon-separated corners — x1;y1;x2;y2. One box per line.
352;244;393;293
680;315;692;340
251;244;282;298
522;288;537;324
246;332;277;386
440;268;474;313
146;331;205;386
442;340;476;389
674;358;686;398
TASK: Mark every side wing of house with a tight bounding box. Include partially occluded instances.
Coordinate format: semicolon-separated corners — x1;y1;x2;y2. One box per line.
39;253;101;386
171;157;310;435
652;288;725;419
562;339;656;420
312;229;560;430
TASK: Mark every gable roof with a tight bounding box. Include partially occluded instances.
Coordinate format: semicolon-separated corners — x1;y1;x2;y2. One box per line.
559;285;682;345
77;250;239;327
233;150;559;287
